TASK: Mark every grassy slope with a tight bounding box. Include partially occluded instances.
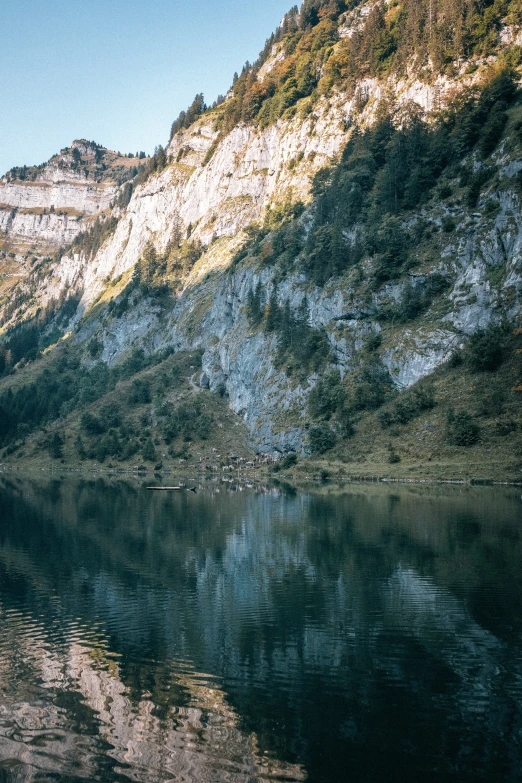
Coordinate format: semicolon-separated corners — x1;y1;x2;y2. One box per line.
2;332;520;482
0;350;253;473
284;330;522;483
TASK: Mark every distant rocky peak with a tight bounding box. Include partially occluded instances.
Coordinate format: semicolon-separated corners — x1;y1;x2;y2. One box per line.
70;140;100;157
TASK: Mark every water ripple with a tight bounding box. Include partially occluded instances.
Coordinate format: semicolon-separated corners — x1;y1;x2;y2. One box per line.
0;479;521;781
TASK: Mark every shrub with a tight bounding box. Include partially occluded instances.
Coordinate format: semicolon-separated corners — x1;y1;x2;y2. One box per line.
351;363;394;412
447;410;480;446
388;444;401;463
466;166;495;208
397;283;426;321
477;388;505;417
309;423;337;454
465;324;506;372
378;409;393;428
308;371;346;420
88;338;103;359
128;379;151;404
364;332;382;353
162;400;212;443
216;381;228;398
81;411;104;435
442;216;456;233
142;437;157;462
48;432;64;459
99;404;122;429
272;452;298;472
479;101;508;158
484;198;500;217
75;435;86;459
495;417;518;436
380;381;436;427
412;382;436;411
394;395;420;424
448;350;463;368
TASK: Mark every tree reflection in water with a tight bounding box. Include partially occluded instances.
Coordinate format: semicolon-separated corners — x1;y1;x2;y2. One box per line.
0;477;520;782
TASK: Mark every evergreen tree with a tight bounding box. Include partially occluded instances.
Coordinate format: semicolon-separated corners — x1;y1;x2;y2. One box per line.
278;299;294;351
48;432;64;459
246;281;263;326
298;295;309;325
142;437;157;462
265;286;280;331
154;146;167;170
136;241;158;287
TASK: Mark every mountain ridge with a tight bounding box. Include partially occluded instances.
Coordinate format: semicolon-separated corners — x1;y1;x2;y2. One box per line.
0;0;521;479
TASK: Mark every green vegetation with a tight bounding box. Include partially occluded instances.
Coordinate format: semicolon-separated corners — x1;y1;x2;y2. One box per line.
167;0;521;149
304;358;395;452
246;288;331;377
2;0;522;483
292;325;522;479
378;381;436;427
170;94;207;140
465;323;508;372
272;452;298;471
303;69;517;287
2;142;150;188
309;423;338;454
131;234;205;292
0;290;83;375
160;399;213;444
377;275;451;323
447;409;480;446
0;345;252;468
234;69;518;292
0;347;173;450
71;216;119;260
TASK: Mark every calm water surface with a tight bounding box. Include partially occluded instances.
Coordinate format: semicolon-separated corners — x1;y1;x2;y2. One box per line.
0;476;521;782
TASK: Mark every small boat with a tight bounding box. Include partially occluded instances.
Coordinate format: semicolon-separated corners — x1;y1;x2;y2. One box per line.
147;486;197;492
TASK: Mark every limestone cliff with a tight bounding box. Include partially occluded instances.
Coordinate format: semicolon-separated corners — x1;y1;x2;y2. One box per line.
1;0;522;462
0;140;140;252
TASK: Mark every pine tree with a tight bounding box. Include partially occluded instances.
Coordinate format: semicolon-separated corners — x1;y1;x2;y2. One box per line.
265;286;280;331
142;437;156;462
298;294;309;325
246;281;263;326
154;146;167;170
137;241;158;287
278;299;294;350
48;432;64;459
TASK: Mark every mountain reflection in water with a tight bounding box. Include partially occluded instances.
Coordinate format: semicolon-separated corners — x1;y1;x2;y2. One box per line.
0;477;521;782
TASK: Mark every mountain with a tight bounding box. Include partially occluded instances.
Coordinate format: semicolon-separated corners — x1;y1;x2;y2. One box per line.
1;0;521;481
0;141;148;251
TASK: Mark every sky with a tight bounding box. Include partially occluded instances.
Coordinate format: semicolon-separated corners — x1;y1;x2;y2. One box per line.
0;0;294;175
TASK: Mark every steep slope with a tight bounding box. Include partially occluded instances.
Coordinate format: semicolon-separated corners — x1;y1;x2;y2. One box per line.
1;0;521;478
0;141;147;252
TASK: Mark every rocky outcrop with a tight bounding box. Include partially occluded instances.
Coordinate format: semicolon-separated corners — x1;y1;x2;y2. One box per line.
3;8;522;455
0;180;114;214
76;156;522;455
0;142;121;249
0;207;96;247
29;29;493;309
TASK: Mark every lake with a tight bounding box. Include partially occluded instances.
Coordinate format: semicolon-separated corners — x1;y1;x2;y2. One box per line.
0;476;521;782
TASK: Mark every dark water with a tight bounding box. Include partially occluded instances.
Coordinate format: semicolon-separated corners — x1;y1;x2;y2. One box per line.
0;477;521;782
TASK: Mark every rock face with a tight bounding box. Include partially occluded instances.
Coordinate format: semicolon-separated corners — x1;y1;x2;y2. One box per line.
80;178;522;455
0;141;120;249
0;204;103;248
3;9;522;454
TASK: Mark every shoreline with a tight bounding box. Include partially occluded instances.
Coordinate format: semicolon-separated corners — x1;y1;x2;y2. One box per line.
1;462;521;488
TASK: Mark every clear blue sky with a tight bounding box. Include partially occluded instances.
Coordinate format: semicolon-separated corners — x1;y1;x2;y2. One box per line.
0;0;293;175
